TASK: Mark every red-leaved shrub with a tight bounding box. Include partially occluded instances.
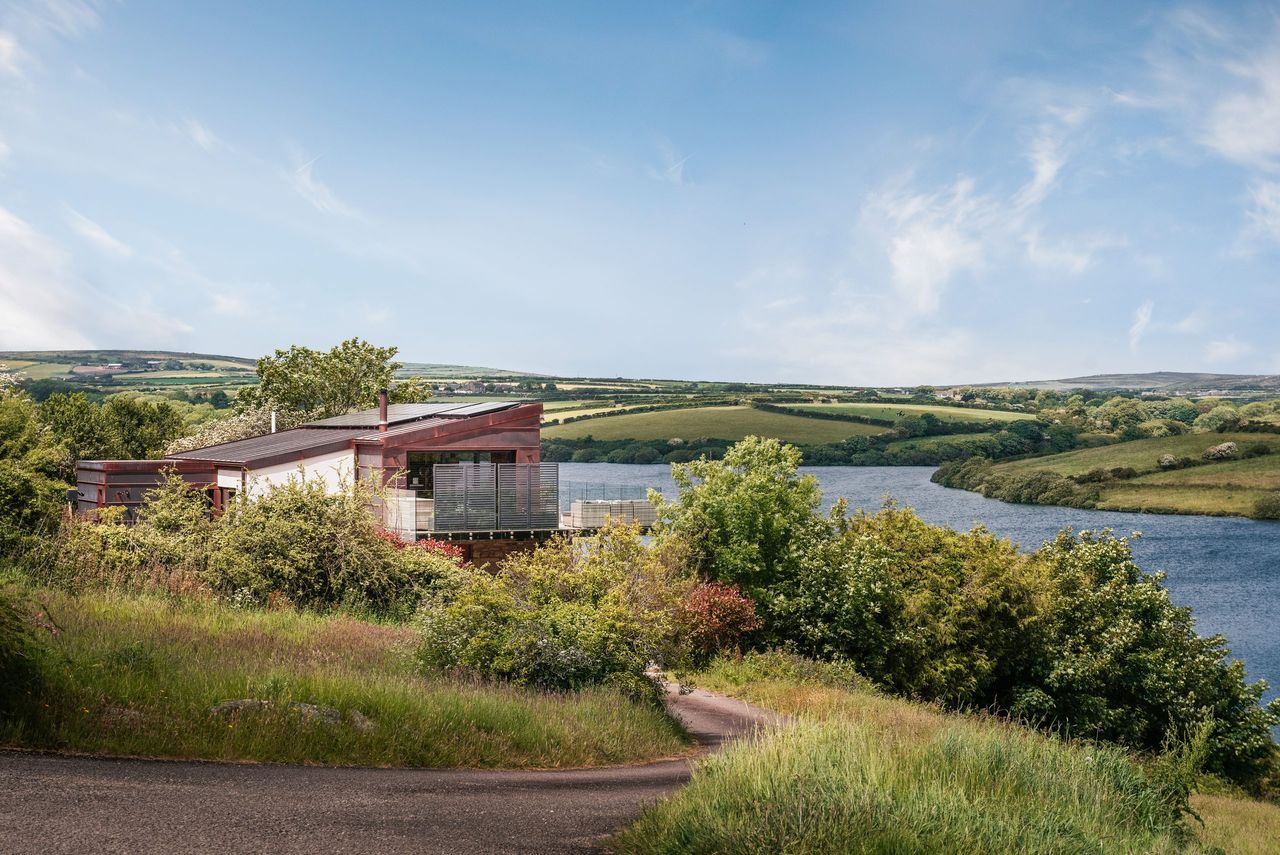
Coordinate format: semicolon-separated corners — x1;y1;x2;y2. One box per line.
678;582;761;662
375;528;466;562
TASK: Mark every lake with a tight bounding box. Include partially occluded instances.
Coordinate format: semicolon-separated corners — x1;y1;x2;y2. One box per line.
560;463;1280;711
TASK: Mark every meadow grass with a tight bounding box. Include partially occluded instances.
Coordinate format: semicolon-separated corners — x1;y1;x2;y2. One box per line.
543;406;888;443
610;656;1278;854
982;433;1280;519
3;586;688;768
989;433;1265;478
791;402;1034;423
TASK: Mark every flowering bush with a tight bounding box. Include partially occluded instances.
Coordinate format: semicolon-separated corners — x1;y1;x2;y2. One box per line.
374;528;466;562
677;582;760;663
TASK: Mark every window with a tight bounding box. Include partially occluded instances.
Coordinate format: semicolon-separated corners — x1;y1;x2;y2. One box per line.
404;451;516;497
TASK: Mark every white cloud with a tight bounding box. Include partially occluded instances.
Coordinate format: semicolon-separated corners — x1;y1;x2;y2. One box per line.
211;293;247;316
1244;179;1280;245
862;177;993;313
177;117;222;153
1128;300;1154;352
649;138;690;186
284;151;362;218
0;205;93;348
64;207;133;258
1203;336;1253;364
0;131;10;164
0;30;24;78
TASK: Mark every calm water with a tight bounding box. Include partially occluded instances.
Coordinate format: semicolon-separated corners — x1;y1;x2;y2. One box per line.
560;463;1280;710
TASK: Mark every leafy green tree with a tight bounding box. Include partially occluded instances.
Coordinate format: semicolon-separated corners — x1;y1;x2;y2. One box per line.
100;396;184;459
1194;405;1241;433
238;338;429;418
652;436;827;629
39;393;114;467
1020;531;1280;787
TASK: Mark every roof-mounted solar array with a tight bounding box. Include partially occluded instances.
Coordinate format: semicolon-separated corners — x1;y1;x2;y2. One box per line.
303;401;519;429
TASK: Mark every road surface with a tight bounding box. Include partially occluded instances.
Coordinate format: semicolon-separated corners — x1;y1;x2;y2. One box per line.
0;686;783;854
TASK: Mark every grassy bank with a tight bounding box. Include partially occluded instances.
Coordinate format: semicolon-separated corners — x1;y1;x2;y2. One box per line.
1;585;688;768
611;655;1280;854
940;432;1280;519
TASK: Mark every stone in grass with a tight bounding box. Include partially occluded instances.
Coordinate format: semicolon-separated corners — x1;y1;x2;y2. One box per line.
209;698;273;717
209;698;372;730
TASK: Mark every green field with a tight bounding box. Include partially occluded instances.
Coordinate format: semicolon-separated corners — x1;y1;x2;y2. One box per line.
981;433;1280;518
542;406;890;443
989;433;1266;478
791;402;1034;423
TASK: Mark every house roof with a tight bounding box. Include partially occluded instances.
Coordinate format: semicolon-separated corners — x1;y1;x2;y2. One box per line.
166;428;367;466
303;401;518;428
163;401;538;468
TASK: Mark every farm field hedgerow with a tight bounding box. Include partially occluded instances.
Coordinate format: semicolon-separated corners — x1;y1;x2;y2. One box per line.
542;406;889;443
789;401;1035;423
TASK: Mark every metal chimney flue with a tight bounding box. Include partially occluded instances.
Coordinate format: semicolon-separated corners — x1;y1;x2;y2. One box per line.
378;390;389;432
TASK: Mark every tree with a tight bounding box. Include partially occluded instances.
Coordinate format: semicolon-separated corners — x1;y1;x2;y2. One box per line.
100;396;185;459
652;436;828;636
240;338;404;418
39;393;114;468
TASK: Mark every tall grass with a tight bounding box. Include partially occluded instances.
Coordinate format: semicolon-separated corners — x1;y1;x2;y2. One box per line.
614;717;1190;854
2;586;688;768
616;654;1226;854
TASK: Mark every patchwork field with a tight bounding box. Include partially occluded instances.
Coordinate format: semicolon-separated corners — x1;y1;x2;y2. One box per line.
542;406;890;443
791;402;1035;423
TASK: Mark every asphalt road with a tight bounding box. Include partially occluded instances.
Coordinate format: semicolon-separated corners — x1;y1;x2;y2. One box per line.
0;687;784;855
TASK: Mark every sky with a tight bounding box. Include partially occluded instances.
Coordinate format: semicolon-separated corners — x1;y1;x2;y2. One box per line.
1;0;1279;385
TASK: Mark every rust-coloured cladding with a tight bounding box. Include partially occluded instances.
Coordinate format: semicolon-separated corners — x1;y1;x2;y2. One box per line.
357;403;543;474
74;459;215;518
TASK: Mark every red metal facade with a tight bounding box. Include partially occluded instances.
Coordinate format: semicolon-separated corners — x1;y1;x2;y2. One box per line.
75;402;544;517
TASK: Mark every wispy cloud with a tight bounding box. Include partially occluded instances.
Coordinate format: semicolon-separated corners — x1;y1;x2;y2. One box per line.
1128;300;1154;352
64;207;133;258
1203;336;1253;364
210;293;248;316
0;30;25;78
860;101;1120;315
284;150;362;218
0;205;93;347
649;138;691;186
175;117;223;153
0;131;10;165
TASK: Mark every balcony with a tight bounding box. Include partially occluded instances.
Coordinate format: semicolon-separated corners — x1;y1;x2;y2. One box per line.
380;462;560;539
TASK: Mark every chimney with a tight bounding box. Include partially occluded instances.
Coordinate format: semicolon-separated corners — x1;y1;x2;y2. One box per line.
270;410;277;434
378;390;389;432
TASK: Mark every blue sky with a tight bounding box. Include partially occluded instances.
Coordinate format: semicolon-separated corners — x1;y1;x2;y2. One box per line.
1;1;1278;385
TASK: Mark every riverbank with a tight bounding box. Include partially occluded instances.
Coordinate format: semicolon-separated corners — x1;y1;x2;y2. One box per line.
932;433;1280;521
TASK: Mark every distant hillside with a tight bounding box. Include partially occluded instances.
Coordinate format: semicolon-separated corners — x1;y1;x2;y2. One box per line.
981;372;1280;392
395;362;542;379
0;349;255;369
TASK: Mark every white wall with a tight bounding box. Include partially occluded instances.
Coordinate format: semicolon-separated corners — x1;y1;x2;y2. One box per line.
243;450;356;498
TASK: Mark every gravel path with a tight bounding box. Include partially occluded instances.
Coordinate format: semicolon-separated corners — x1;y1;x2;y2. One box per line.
0;686;783;854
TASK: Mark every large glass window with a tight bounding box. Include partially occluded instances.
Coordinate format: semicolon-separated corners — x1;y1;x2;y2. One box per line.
404;451;516;497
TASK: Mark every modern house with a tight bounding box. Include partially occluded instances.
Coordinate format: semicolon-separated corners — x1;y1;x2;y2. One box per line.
74;395;565;564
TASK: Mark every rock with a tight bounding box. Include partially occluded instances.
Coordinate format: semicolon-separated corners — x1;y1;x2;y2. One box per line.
290;702;341;726
1203;442;1239;461
209;698;272;717
1157;454;1180;469
101;705;145;728
348;710;375;732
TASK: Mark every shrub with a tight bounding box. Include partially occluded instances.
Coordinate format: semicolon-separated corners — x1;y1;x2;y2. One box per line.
206;476;460;616
0;587;45;722
1025;530;1280;788
1243;441;1273;459
417;523;691;700
1254;492;1280;521
0;459;64;556
1203;442;1239;461
677;582;761;664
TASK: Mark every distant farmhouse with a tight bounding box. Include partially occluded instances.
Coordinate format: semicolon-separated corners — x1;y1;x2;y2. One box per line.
74;396;647;564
